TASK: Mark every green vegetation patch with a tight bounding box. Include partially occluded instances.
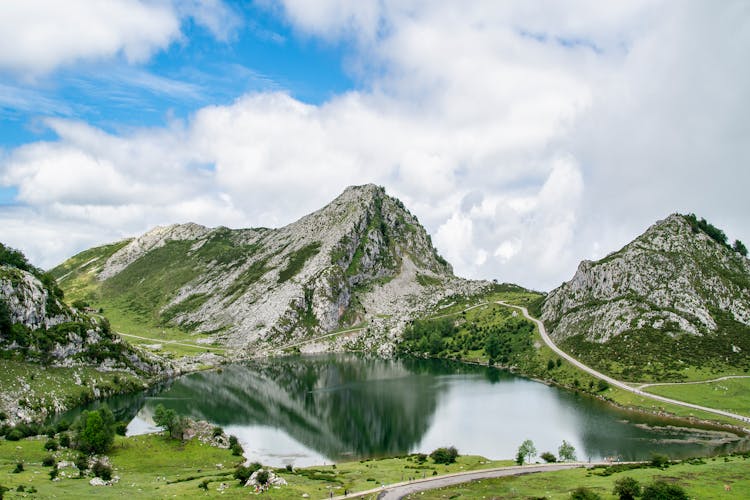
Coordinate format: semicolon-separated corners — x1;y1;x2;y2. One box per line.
561;313;750;383
404;454;750;500
161;293;209;323
278;242;321;283
645;377;750;417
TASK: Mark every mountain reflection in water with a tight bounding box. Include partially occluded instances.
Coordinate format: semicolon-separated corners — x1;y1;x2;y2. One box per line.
56;355;748;467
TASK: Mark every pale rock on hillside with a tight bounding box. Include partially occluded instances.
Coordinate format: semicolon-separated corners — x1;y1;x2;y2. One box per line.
542;214;750;344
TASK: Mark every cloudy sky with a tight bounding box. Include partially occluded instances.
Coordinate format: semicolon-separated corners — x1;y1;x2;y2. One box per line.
1;1;748;291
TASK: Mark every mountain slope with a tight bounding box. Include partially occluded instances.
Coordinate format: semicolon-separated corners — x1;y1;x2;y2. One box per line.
1;243;161;372
541;214;750;381
53;185;487;354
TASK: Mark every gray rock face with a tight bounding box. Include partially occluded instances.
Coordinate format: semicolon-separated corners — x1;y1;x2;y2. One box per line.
0;267;72;330
542;214;750;343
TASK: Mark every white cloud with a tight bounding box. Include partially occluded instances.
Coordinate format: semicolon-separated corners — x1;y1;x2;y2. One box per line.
0;0;240;77
1;1;749;291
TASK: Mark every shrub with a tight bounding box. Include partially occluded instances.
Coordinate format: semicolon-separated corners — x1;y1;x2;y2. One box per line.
49;468;58;481
430;446;459;464
570;486;602;499
44;438;59;451
92;460;112;481
286;464;293;472
212;426;224;437
613;476;641;500
231;442;244;456
59;434;71;448
42;455;56;467
74;406;115;455
75;454;88;476
540;452;557;463
5;429;23;441
55;419;70;433
650;453;670;468
234;462;262;483
12;462;23;473
641;480;688;500
114;421;128;436
198;479;209;490
596;379;609;392
228;435;238;447
256;469;269;485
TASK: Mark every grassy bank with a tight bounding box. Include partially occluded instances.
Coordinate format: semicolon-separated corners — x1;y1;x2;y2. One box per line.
403;454;750;499
3;430;748;499
0;433;510;499
0;359;146;422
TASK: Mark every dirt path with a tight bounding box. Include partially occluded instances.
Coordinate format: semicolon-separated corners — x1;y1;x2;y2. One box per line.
498;302;750;426
117;332;225;352
329;462;608;500
636;375;750;390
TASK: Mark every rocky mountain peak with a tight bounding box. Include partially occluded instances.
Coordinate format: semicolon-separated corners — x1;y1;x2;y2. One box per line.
542;213;750;344
53;186;482;354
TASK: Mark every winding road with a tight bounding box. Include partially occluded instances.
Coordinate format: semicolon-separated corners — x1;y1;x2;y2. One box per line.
497;301;750;426
330;462;605;500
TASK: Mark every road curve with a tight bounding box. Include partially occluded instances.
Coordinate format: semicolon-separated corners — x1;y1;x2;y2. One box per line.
330;463;598;500
498;302;750;427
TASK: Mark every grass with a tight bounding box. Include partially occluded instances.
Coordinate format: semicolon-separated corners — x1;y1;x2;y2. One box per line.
0;434;511;499
643;378;750;417
403;454;750;499
1;423;749;499
278;242;321;283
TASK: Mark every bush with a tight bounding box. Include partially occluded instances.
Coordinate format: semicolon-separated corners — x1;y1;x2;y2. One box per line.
650;453;670;468
540;452;557;463
114;421;128;436
570;486;602;499
641;480;688;500
256;469;269;485
12;462;23;474
613;477;641;500
286;464;293;472
231;442;244;456
42;455;56;467
44;438;59;451
228;435;238;447
55;420;70;433
430;446;459;464
59;434;71;448
5;429;23;441
234;462;262;483
212;426;224;437
596;379;609;392
92;460;112;481
199;479;209;490
49;468;58;481
75;454;88;476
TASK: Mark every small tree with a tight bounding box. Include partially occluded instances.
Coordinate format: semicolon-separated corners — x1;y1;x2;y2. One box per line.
558;440;577;462
641;480;688;500
540;451;557;463
613;476;641;500
153;404;188;440
517;439;536;464
430;446;459;464
515;450;525;465
75;406;115;455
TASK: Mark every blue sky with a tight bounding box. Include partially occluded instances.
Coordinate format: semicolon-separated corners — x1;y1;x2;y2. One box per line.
1;1;748;290
0;2;354;149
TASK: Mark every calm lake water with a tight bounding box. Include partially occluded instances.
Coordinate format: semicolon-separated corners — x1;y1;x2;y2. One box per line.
58;355;747;467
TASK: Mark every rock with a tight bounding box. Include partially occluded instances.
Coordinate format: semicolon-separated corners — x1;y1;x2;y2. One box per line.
542;214;750;344
89;477;108;486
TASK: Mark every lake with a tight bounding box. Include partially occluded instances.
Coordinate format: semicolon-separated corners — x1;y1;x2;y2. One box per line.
58;355;748;467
